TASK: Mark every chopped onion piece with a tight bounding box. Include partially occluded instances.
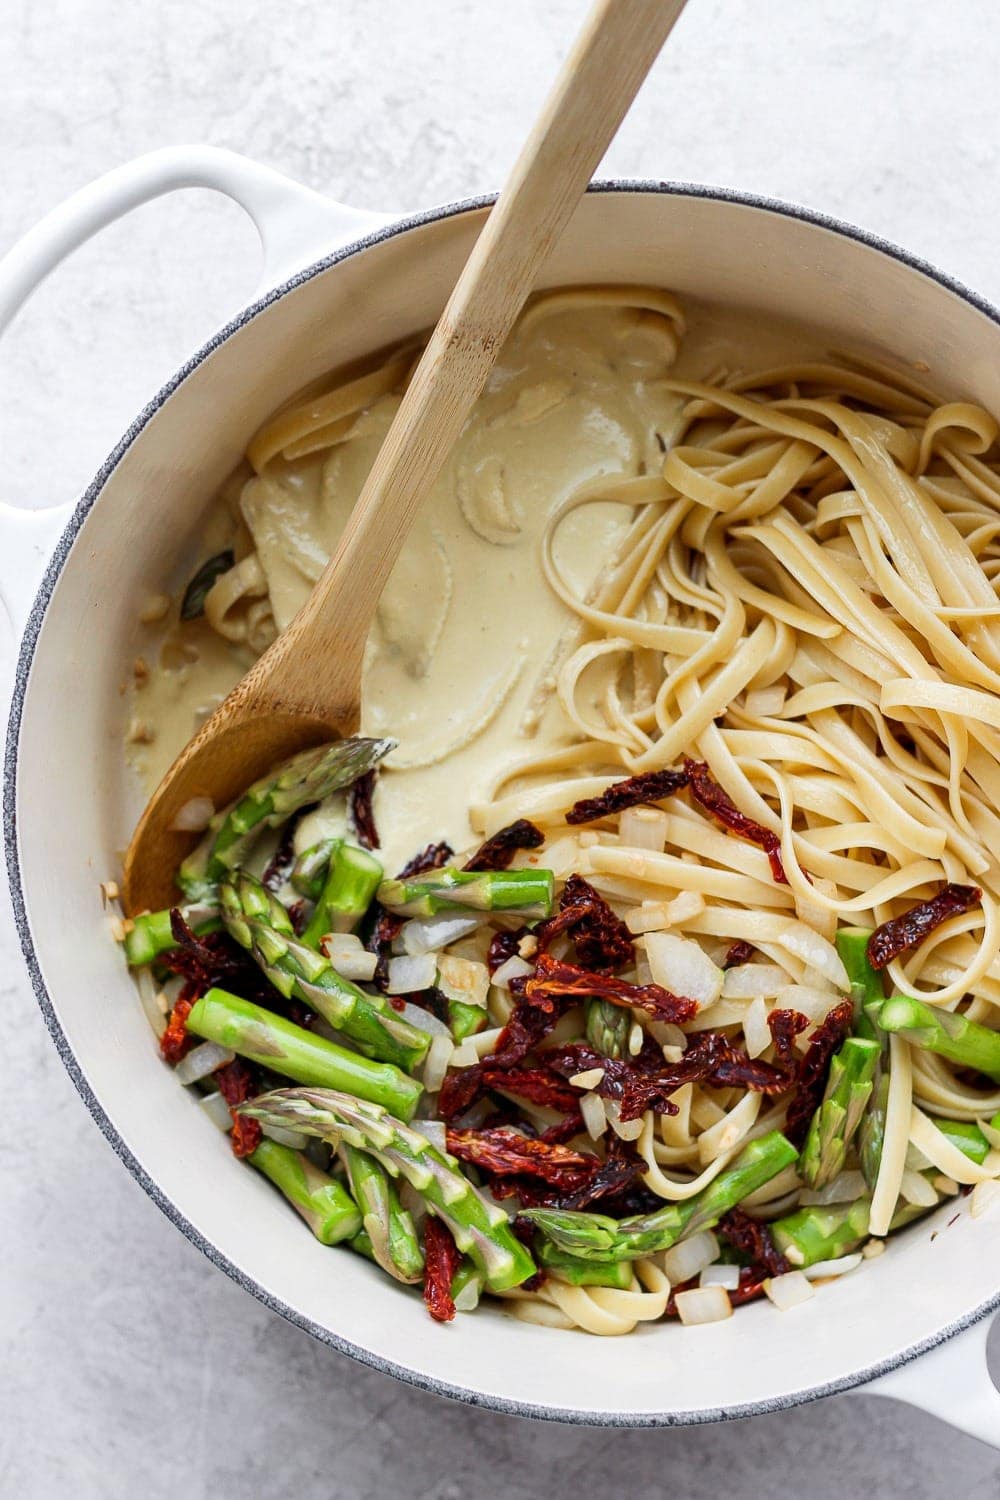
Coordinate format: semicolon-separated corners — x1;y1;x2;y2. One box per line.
136;967;168;1039
436;953;490;1009
198;1091;233;1132
580;1092;607;1139
775;924;848;990
699;1263;741;1290
619;805;669;852
675;1287;732;1325
744;996;770;1059
933;1175;959;1197
764;1271;815;1310
802;1252;863;1281
662;1230;719;1286
321;933;378;981
604;1100;644;1141
628;1021;643;1056
900;1169;939;1208
453;1274;482;1313
723;963;788;1001
422;1034;455;1093
645;931;723;1009
450;1043;481;1069
569;1067;605;1090
262;1123;309;1150
971;1179;1000;1219
395;1000;451;1038
174;1041;234;1085
412;1118;448;1151
793;880;838;943
774;983;842;1024
170;796;215;832
862;1238;886;1259
626;892;706;935
491;955;535;991
386;953;438;994
799;1170;867;1207
401;914;481;956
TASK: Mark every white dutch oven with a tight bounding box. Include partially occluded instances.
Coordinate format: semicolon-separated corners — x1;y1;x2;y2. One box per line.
4;146;1000;1440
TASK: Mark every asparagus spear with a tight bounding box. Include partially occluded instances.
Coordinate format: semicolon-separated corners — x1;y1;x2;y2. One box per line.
238;1087;537;1291
450;1260;484;1311
936;1118;990;1164
185;988;422;1120
522;1131;798;1262
220;871;428;1071
586;998;629;1060
178;737;393;900
377;867;554;920
291;838;341;900
879;994;1000;1082
536;1241;633;1288
836;928;889;1188
248;1138;362;1244
339;1142;425;1283
302;843;382;946
799;1037;880;1189
771;1197;871;1267
123;902;221;966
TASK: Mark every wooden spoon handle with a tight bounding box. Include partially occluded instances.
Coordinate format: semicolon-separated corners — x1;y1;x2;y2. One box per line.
256;0;688;720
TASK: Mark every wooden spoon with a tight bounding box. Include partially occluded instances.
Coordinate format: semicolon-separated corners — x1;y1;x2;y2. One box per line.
123;0;688;914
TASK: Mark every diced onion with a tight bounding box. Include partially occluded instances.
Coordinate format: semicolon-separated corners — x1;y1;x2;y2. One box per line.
862;1238;886;1259
174;1041;234;1085
802;1252;863;1281
580;1093;607;1139
321;933;378;981
436;953;490;1009
723;964;788;1001
793;880;838;943
604;1100;644;1141
619;805;669;852
662;1230;719;1285
799;1170;867;1206
169;796;215;832
775;924;848;990
645;931;723;1009
394;1000;451;1038
136;966;168;1039
900;1169;939;1208
626;893;705;935
412;1118;448;1151
422;1034;455;1093
744;996;770;1059
262;1123;309;1150
764;1271;815;1310
971;1178;1000;1218
450;1043;481;1068
699;1263;741;1290
386;954;437;994
675;1287;732;1325
401;914;481;955
628;1022;643;1057
453;1275;483;1312
491;955;535;991
774;983;842;1024
198;1091;233;1132
933;1175;960;1196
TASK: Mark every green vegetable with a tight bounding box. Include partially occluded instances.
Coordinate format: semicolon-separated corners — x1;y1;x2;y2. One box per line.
799;1037;879;1189
879;993;1000;1082
377;867;554;920
248;1138;361;1244
180;549;234;620
340;1142;424;1283
123;901;220;966
302;842;382;946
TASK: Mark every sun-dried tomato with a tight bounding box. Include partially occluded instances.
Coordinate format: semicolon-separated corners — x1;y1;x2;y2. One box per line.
349;769;379;850
438;1065;486;1121
536;874;633;973
684;758;787;883
160;994;195;1064
717;1207;789;1277
783;999;854;1146
261;808;311;892
463;819;544;872
724;940;754;969
446;1126;597;1183
423;1217;462;1323
539;1111;586;1144
363;905;401;991
215;1057;263;1158
525;951;697;1024
487;929;521;974
398;842;454;879
767;1008;810;1067
480;1066;582;1113
162;912;311;1024
566;767;690;825
867;883;982;970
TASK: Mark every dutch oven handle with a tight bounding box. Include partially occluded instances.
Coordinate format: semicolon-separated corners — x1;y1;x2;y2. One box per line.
858;1312;1000;1447
0;146;393;633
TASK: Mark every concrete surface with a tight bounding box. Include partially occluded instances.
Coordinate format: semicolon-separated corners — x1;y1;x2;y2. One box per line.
3;1;1000;1494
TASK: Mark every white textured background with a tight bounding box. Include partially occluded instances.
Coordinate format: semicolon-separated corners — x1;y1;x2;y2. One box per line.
3;2;1000;1494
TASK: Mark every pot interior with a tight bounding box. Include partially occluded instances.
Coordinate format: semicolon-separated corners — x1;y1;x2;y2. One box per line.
12;188;1000;1420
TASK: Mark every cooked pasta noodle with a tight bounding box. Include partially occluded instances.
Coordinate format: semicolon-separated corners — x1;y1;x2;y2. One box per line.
136;286;1000;1334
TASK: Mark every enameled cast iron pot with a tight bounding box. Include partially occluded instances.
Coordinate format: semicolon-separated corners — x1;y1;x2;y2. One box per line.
3;146;1000;1439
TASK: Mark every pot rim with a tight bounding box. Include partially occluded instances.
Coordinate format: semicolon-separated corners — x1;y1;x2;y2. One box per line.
7;177;1000;1426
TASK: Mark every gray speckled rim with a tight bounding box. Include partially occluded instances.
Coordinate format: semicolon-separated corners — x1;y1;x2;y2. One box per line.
6;178;1000;1426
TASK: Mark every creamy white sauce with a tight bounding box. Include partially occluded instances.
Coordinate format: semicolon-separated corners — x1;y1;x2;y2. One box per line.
128;300;827;874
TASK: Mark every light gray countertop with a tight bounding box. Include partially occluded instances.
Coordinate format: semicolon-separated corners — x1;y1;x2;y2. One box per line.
3;2;1000;1493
